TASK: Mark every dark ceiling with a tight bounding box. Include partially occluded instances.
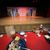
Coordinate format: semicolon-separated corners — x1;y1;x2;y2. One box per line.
0;0;36;7
0;0;49;7
0;0;50;18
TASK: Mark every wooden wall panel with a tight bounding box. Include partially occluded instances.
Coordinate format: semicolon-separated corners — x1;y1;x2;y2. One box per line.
0;24;50;33
0;26;5;33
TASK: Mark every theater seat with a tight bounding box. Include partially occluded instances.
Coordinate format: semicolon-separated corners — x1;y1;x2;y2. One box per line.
25;32;50;50
15;32;50;50
0;32;50;50
0;34;13;50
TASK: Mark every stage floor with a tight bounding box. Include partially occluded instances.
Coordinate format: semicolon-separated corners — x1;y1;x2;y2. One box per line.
0;16;50;25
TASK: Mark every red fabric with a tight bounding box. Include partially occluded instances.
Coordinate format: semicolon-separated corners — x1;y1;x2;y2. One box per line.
0;34;13;50
15;33;25;39
0;32;50;50
25;32;50;50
